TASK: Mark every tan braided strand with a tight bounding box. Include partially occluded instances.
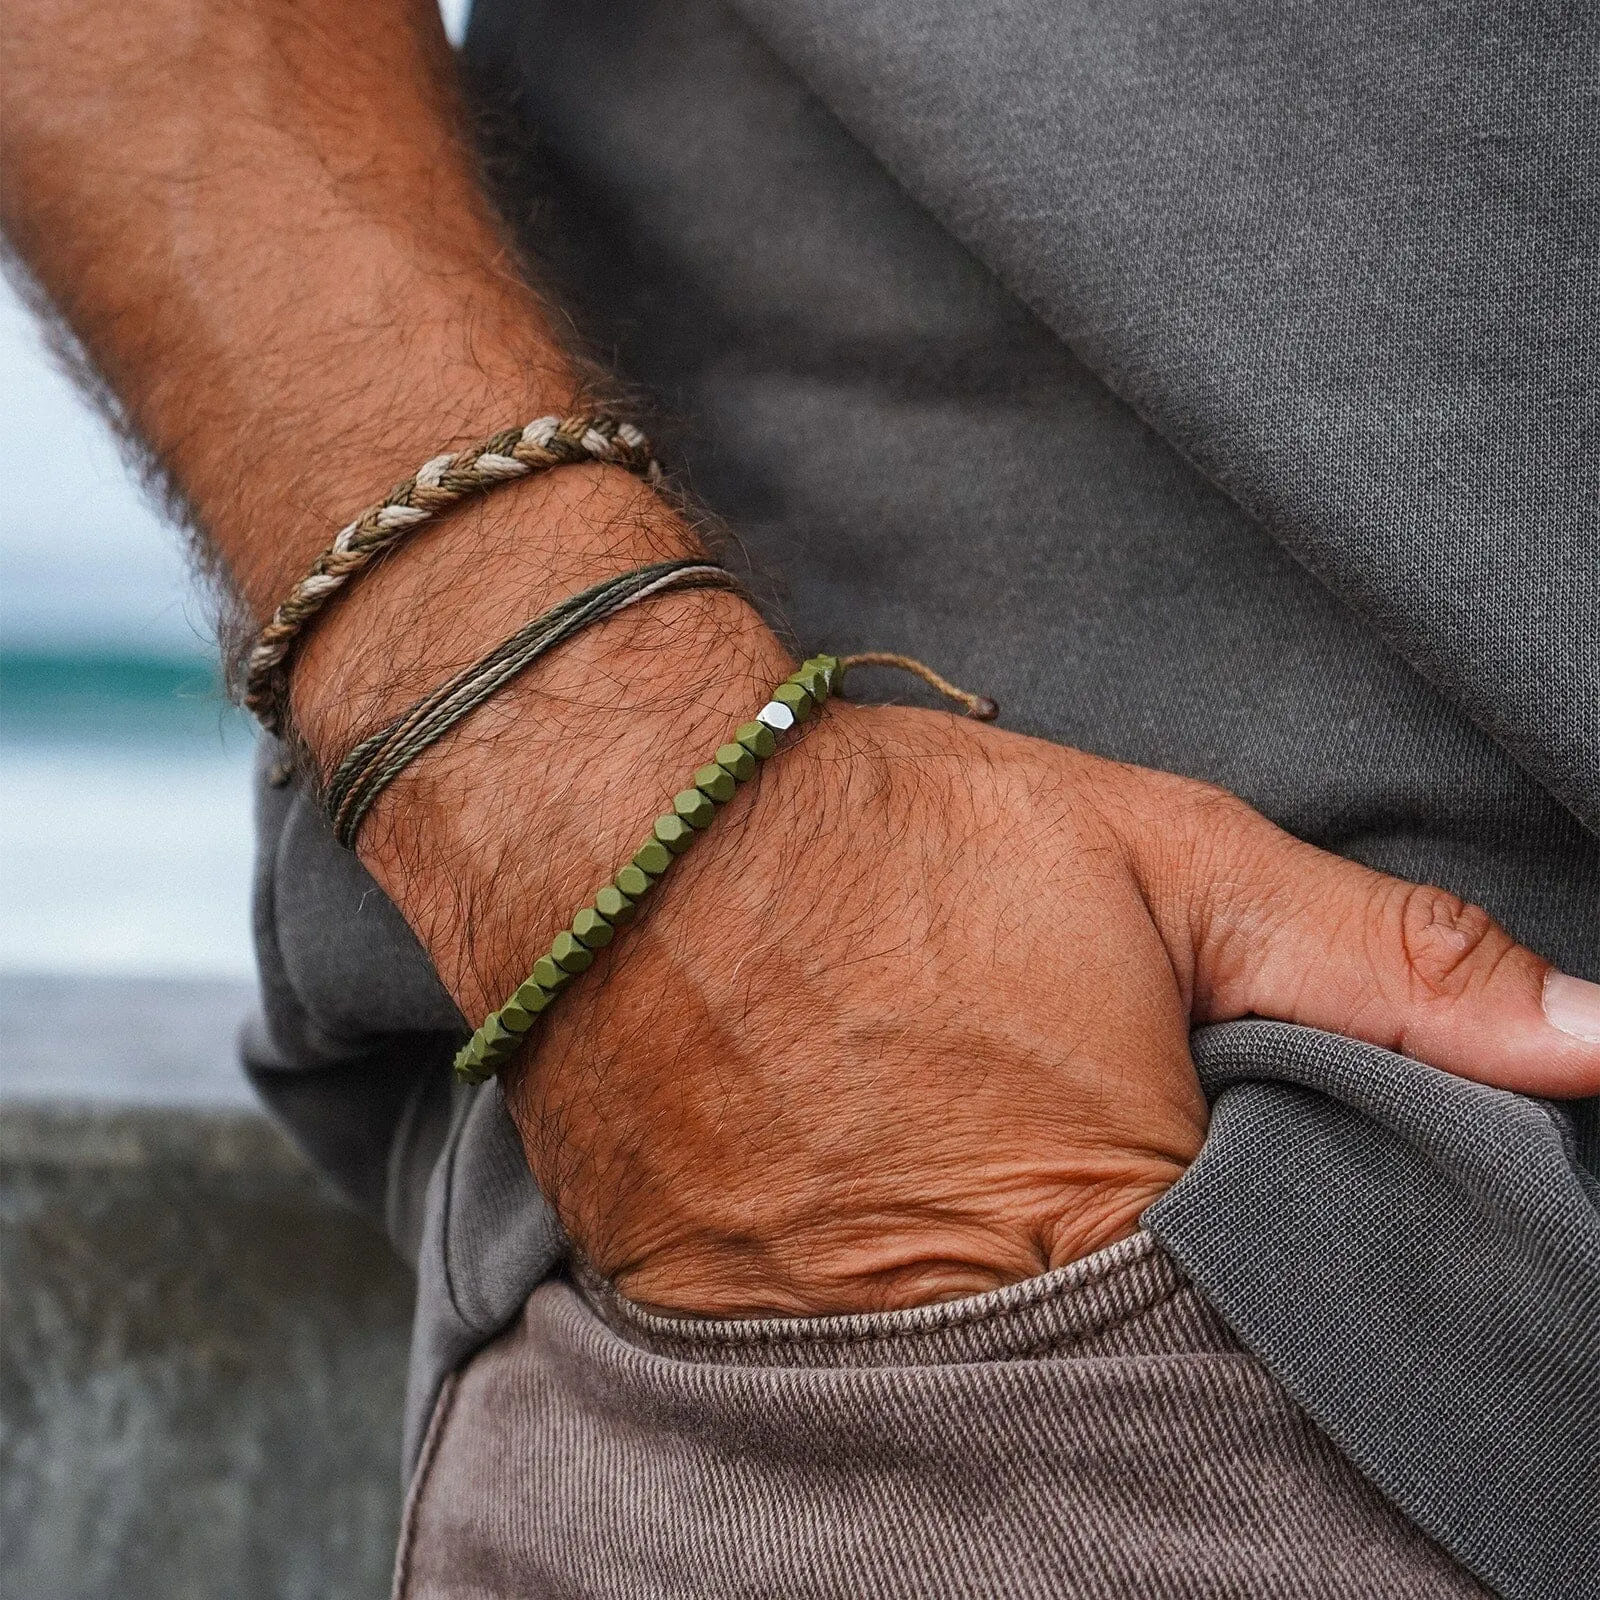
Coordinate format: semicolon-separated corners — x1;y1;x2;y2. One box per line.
243;414;662;733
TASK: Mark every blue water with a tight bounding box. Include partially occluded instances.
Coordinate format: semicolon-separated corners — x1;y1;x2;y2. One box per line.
0;651;257;978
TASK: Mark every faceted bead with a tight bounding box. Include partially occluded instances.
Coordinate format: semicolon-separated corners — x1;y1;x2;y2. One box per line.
673;788;716;829
734;720;777;758
460;1036;496;1075
694;763;736;803
499;998;537;1034
714;742;757;781
633;839;674;877
773;681;814;720
501;983;552;1031
512;979;556;1014
455;1045;491;1085
481;1015;517;1053
615;863;655;899
595;884;635;924
794;663;830;702
811;653;840;682
531;956;570;991
552;931;595;973
654;813;696;854
755;700;796;733
573;907;615;948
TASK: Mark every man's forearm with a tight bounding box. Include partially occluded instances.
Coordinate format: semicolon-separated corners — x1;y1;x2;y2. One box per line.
1;0;792;1017
2;0;579;610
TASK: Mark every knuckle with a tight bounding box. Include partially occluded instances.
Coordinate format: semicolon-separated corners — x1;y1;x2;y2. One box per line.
1176;786;1277;913
1125;769;1255;877
1394;883;1504;1001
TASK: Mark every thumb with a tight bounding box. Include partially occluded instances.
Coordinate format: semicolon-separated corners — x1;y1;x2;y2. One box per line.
1166;797;1600;1098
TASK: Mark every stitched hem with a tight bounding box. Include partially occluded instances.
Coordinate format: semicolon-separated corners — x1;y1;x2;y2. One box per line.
577;1230;1215;1366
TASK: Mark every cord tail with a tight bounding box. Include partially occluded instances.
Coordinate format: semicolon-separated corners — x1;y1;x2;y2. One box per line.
837;652;999;720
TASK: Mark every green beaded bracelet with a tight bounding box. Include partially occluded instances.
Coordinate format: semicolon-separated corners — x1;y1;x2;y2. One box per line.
455;655;842;1084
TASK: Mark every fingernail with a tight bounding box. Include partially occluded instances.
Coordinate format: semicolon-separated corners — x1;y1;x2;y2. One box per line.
1543;972;1600;1044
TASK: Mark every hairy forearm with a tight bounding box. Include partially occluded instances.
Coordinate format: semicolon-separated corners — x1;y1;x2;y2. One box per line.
2;0;573;605
2;0;793;1017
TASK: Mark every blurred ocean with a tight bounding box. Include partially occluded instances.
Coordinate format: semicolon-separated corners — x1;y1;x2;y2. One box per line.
0;277;256;995
0;652;255;979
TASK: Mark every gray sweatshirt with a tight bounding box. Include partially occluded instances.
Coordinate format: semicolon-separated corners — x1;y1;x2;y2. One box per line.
243;4;1600;1595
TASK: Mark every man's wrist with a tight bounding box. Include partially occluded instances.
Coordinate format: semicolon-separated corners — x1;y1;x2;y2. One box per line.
284;460;798;1019
360;597;800;1021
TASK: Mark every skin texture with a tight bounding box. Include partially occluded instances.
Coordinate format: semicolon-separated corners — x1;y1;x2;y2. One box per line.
5;0;1598;1317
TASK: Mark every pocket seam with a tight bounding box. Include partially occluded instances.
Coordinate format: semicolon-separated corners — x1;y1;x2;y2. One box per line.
391;1368;460;1600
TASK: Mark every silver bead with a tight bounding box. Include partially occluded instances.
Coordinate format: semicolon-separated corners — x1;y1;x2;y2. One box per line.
756;700;796;732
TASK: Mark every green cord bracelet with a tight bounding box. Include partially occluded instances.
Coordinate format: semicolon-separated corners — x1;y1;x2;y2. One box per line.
454;654;844;1085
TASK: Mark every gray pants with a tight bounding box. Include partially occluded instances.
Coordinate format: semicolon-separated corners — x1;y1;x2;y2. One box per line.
394;1234;1485;1597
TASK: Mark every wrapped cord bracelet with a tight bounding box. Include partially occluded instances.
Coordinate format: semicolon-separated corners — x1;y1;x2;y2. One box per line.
455;651;997;1085
324;558;744;848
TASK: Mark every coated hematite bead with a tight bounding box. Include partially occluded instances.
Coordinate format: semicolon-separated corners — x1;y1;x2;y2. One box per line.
531;956;570;991
734;721;777;758
795;663;830;701
455;1045;491;1085
773;681;814;721
694;763;736;803
674;788;716;829
714;742;757;780
512;979;555;1014
595;884;635;924
552;931;594;972
633;839;674;877
756;700;796;733
654;814;696;854
573;907;615;949
615;863;654;899
477;1023;516;1065
499;997;537;1033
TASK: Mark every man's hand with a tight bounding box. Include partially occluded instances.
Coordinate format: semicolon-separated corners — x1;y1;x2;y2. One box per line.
465;696;1600;1315
293;512;1600;1315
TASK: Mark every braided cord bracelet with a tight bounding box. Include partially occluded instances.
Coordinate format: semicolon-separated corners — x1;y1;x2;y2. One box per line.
455;651;996;1085
244;414;661;734
324;559;743;848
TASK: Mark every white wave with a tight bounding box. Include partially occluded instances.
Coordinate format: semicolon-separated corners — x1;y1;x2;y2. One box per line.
0;743;255;978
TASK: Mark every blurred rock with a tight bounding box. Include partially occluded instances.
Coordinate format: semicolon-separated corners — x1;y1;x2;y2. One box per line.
0;1100;412;1600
